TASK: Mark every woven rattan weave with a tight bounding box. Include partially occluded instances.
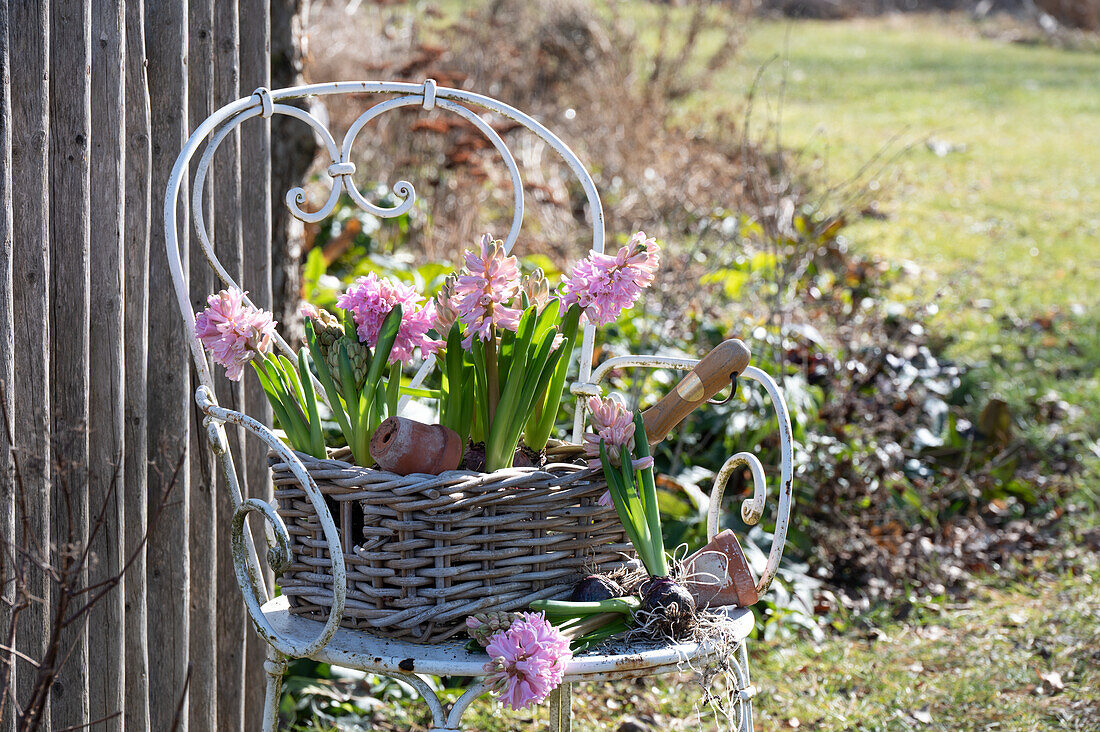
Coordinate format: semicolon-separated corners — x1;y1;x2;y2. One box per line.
270;443;631;643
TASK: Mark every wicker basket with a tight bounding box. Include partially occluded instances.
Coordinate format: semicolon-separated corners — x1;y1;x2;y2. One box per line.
270;443;631;643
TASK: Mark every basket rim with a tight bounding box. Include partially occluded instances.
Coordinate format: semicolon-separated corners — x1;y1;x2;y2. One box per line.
268;441;597;483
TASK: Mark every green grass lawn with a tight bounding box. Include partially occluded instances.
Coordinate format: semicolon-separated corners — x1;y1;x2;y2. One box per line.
621;8;1099;481
662;14;1100;318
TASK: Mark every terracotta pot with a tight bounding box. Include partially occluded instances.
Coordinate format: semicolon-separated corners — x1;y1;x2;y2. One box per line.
681;529;759;608
370;417;463;475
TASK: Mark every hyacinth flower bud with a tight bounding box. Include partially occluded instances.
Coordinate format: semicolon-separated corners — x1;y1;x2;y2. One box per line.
305;308;371;393
465;611;518;647
310;308;344;348
516;268;552;312
325;334;371;393
433;274;461;335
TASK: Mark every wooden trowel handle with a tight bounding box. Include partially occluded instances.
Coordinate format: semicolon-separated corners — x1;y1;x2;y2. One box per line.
642;339;751;445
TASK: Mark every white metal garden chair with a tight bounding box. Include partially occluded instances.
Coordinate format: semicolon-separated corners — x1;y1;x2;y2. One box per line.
164;80;794;731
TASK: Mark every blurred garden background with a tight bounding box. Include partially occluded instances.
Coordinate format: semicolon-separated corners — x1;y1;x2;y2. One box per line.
280;1;1098;729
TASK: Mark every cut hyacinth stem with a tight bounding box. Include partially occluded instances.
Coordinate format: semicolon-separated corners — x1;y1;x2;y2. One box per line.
529;596;640;617
600;439;658;573
524;303;581;452
569;619;631;653
557;612;626;638
633;411;667;576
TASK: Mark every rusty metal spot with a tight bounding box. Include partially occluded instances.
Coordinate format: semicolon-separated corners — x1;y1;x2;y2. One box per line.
399;658;415;672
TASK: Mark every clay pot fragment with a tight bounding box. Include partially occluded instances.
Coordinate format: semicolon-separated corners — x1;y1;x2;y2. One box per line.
681;529;759;608
370;417;463;475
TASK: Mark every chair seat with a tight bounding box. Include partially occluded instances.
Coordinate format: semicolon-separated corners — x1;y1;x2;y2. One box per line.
261;595;754;681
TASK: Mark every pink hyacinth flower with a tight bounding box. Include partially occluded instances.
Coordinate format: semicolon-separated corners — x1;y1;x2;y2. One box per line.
194;289;277;382
561;231;660;326
582;396;653;471
453;234;522;348
336;273;442;364
483;612;572;711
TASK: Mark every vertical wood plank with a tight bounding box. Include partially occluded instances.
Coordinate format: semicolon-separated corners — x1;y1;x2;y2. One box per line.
240;0;273;721
123;0;152;726
88;1;126;729
0;3;15;725
48;0;92;724
212;3;248;728
270;0;315;346
145;1;191;728
187;2;217;729
9;1;51;726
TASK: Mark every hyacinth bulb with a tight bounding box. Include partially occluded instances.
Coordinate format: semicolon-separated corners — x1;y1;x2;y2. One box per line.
568;574;625;603
639;577;696;640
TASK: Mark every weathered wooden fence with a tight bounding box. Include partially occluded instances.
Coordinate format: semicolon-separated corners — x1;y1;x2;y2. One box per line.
1;2;306;729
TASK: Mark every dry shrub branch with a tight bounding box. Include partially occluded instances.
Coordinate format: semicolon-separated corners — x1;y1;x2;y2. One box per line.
0;385;186;732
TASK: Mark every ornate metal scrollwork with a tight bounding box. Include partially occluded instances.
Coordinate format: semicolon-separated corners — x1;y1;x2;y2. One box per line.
194;386;347;659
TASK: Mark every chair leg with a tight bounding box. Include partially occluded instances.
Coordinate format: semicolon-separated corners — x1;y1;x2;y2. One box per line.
548;682;571;732
738;642;754;732
262;649;288;732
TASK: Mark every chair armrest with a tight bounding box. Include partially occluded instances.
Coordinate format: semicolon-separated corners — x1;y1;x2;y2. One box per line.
196;386;347;659
706;367;794;595
569;360;795;597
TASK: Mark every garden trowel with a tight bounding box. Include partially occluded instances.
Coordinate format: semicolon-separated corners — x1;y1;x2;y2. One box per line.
641;338;751;444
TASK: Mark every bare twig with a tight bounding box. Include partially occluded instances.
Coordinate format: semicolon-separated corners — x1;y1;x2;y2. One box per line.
0;380;183;731
168;664;193;732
